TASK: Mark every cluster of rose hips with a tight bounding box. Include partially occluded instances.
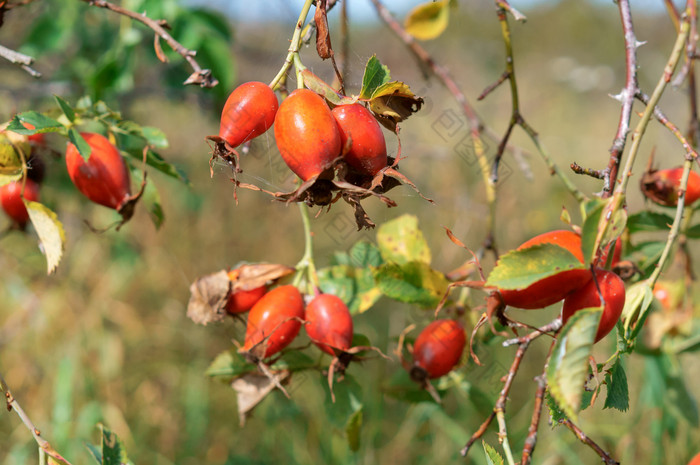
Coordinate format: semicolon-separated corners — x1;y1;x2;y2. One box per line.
495;229;626;343
215;81;390;207
225;267;467;387
1;127;138;228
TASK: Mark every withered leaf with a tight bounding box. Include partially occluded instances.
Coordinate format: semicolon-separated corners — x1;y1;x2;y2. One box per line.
301;70;356;106
369;81;424;127
232;263;295;292
315;0;333;60
232;371;290;426
187;270;230;325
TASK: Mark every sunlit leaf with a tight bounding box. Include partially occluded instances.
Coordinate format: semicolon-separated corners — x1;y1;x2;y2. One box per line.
485;243;585;290
140;126;169;149
54;95;76;123
374;261;448;308
547;307;600;422
621;281;653;338
25;200;66;274
369;81;424;127
376;214;431;265
301;69;356;106
68;128;92;161
7;112;64;134
360;55;391;100
404;0;450;41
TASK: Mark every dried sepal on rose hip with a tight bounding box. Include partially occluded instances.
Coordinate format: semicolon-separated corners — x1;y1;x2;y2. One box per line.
65;132;145;228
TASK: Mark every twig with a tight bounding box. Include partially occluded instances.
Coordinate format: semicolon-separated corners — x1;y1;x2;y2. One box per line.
369;0;503;257
570;161;606;180
559;418;620;465
487;4;585;203
603;0;640;197
0;372;74;465
0;44;41;77
339;0;349;87
636;91;699;160
82;0;217;87
671;0;698;86
520;373;546;465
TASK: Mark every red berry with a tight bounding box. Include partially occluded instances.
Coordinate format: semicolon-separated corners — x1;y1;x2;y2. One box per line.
412;319;465;379
562;268;626;343
0;179;40;226
219;81;278;148
641;167;700;207
332;104;387;176
243;285;305;358
305;294;354;355
688;452;700;465
274;89;341;181
498;230;593;309
65;133;131;210
225;269;267;314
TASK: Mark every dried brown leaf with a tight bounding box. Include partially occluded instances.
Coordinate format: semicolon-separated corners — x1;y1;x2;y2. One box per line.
231;371;290;426
187;270;230;325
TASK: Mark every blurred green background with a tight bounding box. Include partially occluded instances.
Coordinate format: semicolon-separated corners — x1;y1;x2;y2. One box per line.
1;0;699;464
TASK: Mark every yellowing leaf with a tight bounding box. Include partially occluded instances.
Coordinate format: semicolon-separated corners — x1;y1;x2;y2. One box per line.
24;200;66;274
376;214;431;265
369;81;424;129
404;0;450;41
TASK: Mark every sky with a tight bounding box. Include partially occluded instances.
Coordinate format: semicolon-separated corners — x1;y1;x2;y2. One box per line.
182;0;672;23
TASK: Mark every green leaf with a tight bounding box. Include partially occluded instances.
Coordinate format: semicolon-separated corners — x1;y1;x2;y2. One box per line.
621;281;654;339
54;95;76;123
97;424;132;465
604;357;629;412
545;391;567;423
131;169;165;229
140;126;169;149
269;350;315;372
376;214;431;265
360;55;391;100
627;211;674;234
345;408;363;452
85;442;102;464
685;223;700;239
0;134;24;185
205;350;257;378
374;261;448;308
349;241;384;268
318;265;382;314
25;201;66;274
485;243;585;290
68;128;92;161
8;113;64;134
580;194;626;265
482;441;504;465
404;0;450;41
547;307;601;422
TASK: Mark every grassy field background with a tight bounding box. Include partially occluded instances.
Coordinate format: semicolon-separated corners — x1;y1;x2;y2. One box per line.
1;1;699;464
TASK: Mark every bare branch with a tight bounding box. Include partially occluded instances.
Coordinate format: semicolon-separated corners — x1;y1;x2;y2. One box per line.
560;418;620;465
82;0;218;88
0;44;41;77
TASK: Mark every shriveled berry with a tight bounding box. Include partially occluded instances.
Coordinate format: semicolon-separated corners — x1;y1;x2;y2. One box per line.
641;166;700;207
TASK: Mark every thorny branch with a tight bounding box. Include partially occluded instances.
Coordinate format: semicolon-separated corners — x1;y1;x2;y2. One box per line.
0;44;40;77
560;418;620;465
82;0;217;88
601;0;639;197
0;371;74;465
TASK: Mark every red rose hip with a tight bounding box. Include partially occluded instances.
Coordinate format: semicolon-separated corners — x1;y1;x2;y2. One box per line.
0;179;40;226
274;89;341;181
332;104;387;176
562;268;626;342
498;230;593;309
65;133;131;210
242;285;305;358
412;319;466;379
219;81;278;148
305;294;354;355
